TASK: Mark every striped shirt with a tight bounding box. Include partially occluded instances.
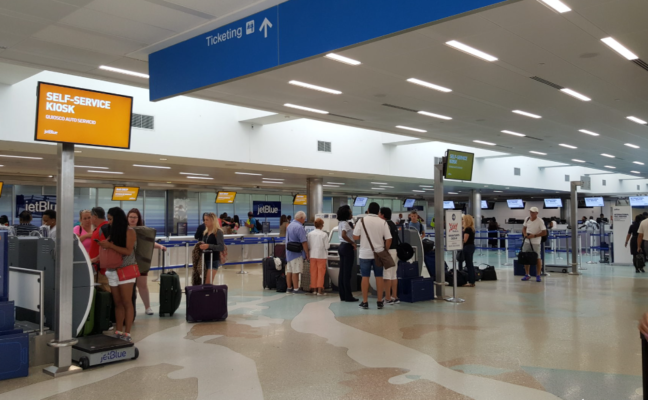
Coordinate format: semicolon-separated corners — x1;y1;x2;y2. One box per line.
14;223;39;236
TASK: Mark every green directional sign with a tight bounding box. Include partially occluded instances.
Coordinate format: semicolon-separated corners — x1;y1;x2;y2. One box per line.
444;150;474;181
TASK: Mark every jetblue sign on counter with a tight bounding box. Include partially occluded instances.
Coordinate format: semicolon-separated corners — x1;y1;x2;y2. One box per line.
253;201;281;218
16;195;56;218
149;0;508;101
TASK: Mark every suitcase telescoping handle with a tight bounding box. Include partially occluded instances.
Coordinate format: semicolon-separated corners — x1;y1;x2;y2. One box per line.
202;250;213;284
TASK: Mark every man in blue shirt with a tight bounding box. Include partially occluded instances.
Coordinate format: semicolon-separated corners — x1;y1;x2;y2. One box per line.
245;211;258;233
408;211;426;239
285;211;309;294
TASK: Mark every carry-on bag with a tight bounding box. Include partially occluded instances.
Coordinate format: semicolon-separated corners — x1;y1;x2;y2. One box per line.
480;265;498;281
185;251;228;322
263;257;284;289
133;226;157;274
517;238;538;265
274;243;286;259
159;249;182;317
642;334;648;396
397;260;419;279
301;259;311;292
276;274;288;293
446;269;468;287
93;289;113;334
398;277;435;303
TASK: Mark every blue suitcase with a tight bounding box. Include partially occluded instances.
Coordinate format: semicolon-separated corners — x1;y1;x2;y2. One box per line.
397;261;419;279
0;301;15;332
0;332;29;381
399;277;435;303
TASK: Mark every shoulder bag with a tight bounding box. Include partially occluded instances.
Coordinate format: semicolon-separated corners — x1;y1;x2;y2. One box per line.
517;238;538;265
117;264;141;281
361;218;396;269
99;238;123;270
286;227;303;253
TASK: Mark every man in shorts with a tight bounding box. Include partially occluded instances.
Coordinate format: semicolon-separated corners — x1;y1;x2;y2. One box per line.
285;211;309;294
380;207;400;305
521;207;546;282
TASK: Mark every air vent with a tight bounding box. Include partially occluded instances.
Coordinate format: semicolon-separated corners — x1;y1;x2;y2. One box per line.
525;136;543;141
565;175;570;182
638;185;641;190
530;76;564;90
514;167;521;176
602;180;607;186
131;113;154;130
632;59;648;73
382;104;418;113
317;141;332;153
328;113;364;121
495;144;513;149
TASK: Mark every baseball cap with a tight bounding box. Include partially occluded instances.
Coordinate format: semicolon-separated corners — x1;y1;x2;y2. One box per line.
530;207;539;213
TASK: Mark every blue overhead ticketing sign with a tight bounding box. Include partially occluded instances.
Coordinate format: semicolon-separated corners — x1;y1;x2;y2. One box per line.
149;0;508;101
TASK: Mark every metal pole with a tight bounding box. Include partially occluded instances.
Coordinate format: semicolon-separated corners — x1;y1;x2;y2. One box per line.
434;160;445;299
445;250;464;303
237;239;248;274
185;242;189;288
43;143;81;377
569;181;581;275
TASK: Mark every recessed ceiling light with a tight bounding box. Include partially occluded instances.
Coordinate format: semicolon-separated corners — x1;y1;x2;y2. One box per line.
529;151;547;155
371;182;388;185
87;170;123;174
323;185;339;188
327;182;344;185
422;188;434;191
420;185;433;188
263;181;283;184
371;188;385;190
601;153;615;158
572;159;586;163
75;151;82;153
180;172;209;176
625;143;640;149
262;178;285;181
187;176;214;180
380;186;394;188
560;88;591;101
412;190;425;193
284;103;329;114
473;140;496;146
601;37;638;60
288;80;342;95
48;175;53;178
631;171;641;174
559;143;577;149
634;161;645;165
628;116;648;125
325;53;361;66
502;130;526;137
75;165;108;170
99;65;149;79
159;158;167;161
604;165;616;169
0;155;43;160
133;164;171;169
539;0;571;13
396;125;427;133
494;190;503;193
512;110;541;119
448;192;459;194
407;78;452;93
579;129;600;136
445;40;498;62
418;111;452;120
235;172;262;176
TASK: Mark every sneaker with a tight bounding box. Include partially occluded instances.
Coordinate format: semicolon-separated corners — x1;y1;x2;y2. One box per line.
121;333;133;343
377;301;384;310
145;307;154;315
293;289;304;294
521;275;530;281
316;292;322;296
113;330;123;339
359;302;369;310
393;298;400;304
536;276;542;282
286;288;294;294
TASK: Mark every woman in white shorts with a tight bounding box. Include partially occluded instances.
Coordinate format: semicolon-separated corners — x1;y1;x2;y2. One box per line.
99;207;137;342
380;207;400;305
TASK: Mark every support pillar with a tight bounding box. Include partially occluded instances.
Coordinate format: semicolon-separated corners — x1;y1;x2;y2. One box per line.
332;196;349;210
569;181;581;275
307;178;323;222
434;158;445;299
472;190;481;227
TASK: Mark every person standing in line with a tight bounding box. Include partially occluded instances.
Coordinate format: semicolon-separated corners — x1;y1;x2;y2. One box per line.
0;215;9;226
42;209;57;240
408;211;426;239
379;207;400;305
197;213;225;285
232;215;240;232
89;207;111;291
14;210;38;236
353;202;392;310
521;207;546;282
285;211;309;294
74;210;93;255
245;211;259;233
127;208;167;315
279;215;289;237
307;218;330;295
337;205;358;302
488;218;500;248
635;215;648;273
194;213;209;240
287;215;292;223
459;214;476;287
626;214;645;273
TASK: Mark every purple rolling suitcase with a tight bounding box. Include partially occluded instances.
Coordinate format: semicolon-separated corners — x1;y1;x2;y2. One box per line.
185;251;228;323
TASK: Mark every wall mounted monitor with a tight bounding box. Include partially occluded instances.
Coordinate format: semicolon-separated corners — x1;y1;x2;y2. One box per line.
34;82;133;149
443;149;475;181
293;194;307;205
481;200;488;209
443;201;455;209
353;197;368;207
0;182;3;198
507;199;525;209
216;191;236;204
403;198;416;208
112;186;139;201
584;197;604;207
629;196;648;207
544;198;563;209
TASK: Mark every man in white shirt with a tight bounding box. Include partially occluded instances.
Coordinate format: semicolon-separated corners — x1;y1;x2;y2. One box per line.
636;217;648;261
42;210;57;241
521;207;546;282
353;202;392;310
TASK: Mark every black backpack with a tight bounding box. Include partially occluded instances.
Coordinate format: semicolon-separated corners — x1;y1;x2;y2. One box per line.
255;219;263;232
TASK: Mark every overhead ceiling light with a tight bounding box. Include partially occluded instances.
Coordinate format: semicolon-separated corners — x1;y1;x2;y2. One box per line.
579;129;600;136
371;182;388;185
323;185;340;188
422;188;434;191
327;182;345;185
48;175;53;178
133;164;171;169
572;159;586;163
262;178;285;181
529;151;547;155
539;0;571;13
180;172;209;176
263;181;283;184
473;140;496;146
371;188;385;190
448;192;459;194
420;185;433;188
0;155;43;160
601;37;638;60
75;165;108;169
604;165;616;169
87;170;123;174
418;111;452;120
235;172;262;176
396;125;427;133
601;153;615;158
284;103;329;114
99;65;149;79
559;143;577;149
412;190;425;193
159;158;167;161
628;116;648;125
502;130;526;137
406;78;452;93
75;151;82;153
325;53;361;66
187;176;214;180
445;40;498;62
494;190;503;193
288;80;342;95
380;186;394;188
512;110;541;119
631;171;641;174
560;88;591;102
634;161;645;165
625;143;640;149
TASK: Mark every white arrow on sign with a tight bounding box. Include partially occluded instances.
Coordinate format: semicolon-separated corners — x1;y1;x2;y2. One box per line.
259;17;273;38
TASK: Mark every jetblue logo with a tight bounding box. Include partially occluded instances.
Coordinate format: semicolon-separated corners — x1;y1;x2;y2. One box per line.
257;205;278;214
44;130;58;135
100;350;127;363
26;200;56;213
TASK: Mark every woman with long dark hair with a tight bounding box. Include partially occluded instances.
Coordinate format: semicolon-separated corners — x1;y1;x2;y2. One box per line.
337;205;358;302
99;207;137;342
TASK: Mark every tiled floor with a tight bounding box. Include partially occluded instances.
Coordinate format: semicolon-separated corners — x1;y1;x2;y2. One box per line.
0;253;645;400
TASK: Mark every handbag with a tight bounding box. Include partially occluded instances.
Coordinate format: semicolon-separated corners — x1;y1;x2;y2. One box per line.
286;228;303;253
99;246;123;270
517;238;538;265
457;250;465;262
361;218;396;269
635;253;645;269
117;264;141;281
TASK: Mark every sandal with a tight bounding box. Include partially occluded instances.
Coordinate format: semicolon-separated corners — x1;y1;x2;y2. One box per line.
463;283;475;287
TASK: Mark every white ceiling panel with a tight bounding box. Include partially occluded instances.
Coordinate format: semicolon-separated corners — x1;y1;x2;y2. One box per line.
165;0;259;17
0;0;78;21
10;38;117;66
0;31;27;49
0;49;95;73
579;0;648;36
33;25;144;56
0;13;52;37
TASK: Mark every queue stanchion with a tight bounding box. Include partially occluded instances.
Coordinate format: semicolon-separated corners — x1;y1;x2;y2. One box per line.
184;242;190;288
578;231;588;270
237;237;248;275
445;250;464;304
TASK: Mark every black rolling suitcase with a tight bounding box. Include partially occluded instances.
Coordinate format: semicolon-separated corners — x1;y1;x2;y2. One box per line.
263;257;284;289
185;251;228;322
642;334;648;396
159;249;182;317
92;289;113;334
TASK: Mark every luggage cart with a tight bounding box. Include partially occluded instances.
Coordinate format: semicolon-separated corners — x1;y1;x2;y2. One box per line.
72;335;139;370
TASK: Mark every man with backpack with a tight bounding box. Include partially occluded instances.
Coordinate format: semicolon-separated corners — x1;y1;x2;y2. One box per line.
521;207;547;282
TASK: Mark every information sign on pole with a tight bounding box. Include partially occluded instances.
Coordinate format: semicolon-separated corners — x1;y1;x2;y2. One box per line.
445;210;463;251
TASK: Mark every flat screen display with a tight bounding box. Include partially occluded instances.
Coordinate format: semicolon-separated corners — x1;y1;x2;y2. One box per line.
112;186;139;201
443;201;455;209
0;182;3;198
444;149;475;181
34;82;133;149
584;197;604;207
354;197;368;207
403;199;416;208
507;199;524;209
630;196;648;206
544;198;563;208
481;200;488;209
293;194;307;205
216;192;236;204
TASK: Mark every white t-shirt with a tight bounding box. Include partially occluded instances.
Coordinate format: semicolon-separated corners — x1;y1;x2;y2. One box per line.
307;229;330;259
523;217;546;245
353;214;392;259
638;219;648;241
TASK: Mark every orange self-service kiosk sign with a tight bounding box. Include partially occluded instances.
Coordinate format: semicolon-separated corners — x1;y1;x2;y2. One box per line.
34;82;133;149
293;194;307;205
0;182;3;198
216;192;236;204
112;187;140;201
